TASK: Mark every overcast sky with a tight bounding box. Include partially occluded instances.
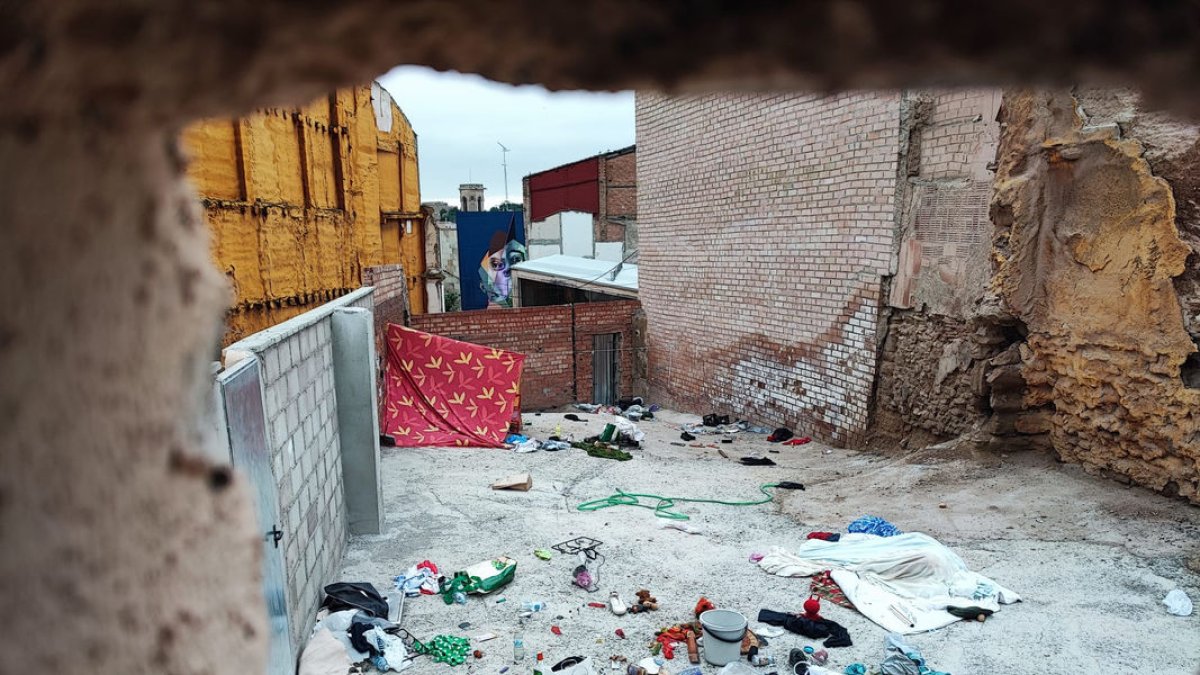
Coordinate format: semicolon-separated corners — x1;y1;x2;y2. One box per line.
377;66;634;208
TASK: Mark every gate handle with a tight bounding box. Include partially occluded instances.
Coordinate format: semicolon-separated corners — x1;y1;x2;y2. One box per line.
266;525;283;548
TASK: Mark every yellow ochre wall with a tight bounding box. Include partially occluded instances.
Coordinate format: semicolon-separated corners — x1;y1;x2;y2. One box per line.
182;82;425;344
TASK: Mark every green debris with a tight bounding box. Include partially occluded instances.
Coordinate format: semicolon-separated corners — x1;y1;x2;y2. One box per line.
534;548;553;561
571;441;633;461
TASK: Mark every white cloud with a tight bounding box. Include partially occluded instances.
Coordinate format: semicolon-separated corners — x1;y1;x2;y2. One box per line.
377;66;635;208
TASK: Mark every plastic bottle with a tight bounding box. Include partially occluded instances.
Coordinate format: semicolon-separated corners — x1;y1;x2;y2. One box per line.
533;653;545;675
453;590;467;605
521;600;546;612
513;629;525;663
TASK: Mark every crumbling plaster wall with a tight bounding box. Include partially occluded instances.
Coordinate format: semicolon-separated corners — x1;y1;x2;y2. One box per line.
992;91;1199;501
5;1;1200;673
872;90;1026;447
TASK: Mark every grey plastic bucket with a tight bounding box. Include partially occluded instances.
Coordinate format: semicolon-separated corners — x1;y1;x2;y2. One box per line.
699;609;747;666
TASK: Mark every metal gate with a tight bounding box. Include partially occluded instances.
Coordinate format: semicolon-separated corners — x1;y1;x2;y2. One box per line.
592;333;619;404
219;358;294;675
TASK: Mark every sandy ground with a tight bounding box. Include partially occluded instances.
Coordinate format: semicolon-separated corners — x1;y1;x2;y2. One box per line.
340;409;1200;675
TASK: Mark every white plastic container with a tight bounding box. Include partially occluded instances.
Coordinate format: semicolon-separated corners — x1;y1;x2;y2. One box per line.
699;609;747;666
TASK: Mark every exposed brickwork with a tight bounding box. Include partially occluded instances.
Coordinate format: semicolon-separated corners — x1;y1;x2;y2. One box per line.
410;301;642;409
636;92;900;447
362;264;409;417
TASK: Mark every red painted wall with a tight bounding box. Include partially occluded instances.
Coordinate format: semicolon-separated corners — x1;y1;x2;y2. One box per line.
527;157;600;222
409;301;640;409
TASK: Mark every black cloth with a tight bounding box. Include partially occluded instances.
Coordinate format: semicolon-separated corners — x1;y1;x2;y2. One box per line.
681;432;696;441
757;609;852;648
321;582;389;619
767;428;794;443
741;457;777;466
348;613;398;655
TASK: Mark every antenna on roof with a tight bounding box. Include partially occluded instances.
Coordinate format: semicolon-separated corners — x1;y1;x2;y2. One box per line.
498;142;510;206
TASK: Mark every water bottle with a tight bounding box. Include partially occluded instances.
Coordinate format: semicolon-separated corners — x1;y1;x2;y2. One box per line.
453;590;467;605
513;630;525;663
520;600;545;612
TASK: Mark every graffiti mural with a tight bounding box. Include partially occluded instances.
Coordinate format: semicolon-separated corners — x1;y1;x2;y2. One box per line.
456;212;527;310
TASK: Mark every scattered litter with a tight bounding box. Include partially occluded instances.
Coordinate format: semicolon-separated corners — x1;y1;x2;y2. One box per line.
714;661;755;675
660;521;703;535
572;440;633;461
758;531;1019;633
534;548;553;561
513;440;540;453
554;537;605;592
757;608;852;648
681;432;697;442
703;413;730;427
564;413;586;422
629;589;659;614
615;628;626;639
671;442;687;447
506;433;530;444
1164;588;1193;616
501;668;510;673
767;428;794;443
740;456;777;466
748;552;765;563
475;633;498;642
782;436;811;446
393;560;440;597
577;482;804;521
878;632;950;675
474;650;485;659
492;473;533;491
521;600;547;612
588;602;607;608
458;622;472;630
439;557;517;604
846;515;902;537
612;416;646;443
299;627;352;675
754;625;785;638
496;597;507;604
946;606;992;622
806;532;841;542
541;440;571;451
574;403;601;413
938;502;947;509
609;591;628;615
551;625;562;636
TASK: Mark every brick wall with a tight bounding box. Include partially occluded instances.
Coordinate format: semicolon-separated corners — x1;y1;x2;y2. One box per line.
224;288;374;652
636;91;901;447
409;300;641;409
602;150;637;219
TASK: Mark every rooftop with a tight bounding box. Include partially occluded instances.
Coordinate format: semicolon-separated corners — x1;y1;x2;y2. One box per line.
513;254;638;296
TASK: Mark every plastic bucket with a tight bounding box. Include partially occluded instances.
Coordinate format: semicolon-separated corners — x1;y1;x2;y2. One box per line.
699;609;747;666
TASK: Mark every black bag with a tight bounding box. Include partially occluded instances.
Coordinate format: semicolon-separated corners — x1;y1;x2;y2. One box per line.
321;581;389;618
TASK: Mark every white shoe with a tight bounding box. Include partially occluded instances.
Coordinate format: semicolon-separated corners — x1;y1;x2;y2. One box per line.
609;591;627;616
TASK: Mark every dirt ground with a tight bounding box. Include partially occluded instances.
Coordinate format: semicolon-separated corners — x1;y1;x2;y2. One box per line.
340;408;1200;675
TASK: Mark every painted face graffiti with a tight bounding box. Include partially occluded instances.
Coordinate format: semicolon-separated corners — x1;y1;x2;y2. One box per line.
479;224;527;308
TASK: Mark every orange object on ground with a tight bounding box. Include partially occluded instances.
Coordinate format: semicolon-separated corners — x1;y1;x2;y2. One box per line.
694;597;715;618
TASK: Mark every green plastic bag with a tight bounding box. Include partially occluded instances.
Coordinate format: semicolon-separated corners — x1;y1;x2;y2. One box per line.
440;556;517;603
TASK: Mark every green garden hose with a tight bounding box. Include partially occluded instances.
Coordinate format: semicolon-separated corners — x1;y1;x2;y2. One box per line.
575;481;805;521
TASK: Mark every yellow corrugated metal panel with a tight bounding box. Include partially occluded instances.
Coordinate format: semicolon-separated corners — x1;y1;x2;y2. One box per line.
378;150;401;212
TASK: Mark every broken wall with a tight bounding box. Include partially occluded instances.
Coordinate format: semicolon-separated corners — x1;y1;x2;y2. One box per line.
873;90;1007;444
991;91;1200;501
636;92;900;446
183;84;422;344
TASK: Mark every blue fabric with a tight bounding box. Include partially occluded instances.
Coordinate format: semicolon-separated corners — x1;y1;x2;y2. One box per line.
847;515;902;537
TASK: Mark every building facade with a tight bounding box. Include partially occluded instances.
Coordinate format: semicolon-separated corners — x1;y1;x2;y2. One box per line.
637;88;1200;502
183;82;427;344
522;145;637;263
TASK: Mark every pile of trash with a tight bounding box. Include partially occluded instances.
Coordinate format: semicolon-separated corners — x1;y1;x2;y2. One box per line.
574;397;659;421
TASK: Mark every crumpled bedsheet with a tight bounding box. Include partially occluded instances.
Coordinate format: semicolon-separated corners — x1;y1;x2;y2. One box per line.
758;532;1019;634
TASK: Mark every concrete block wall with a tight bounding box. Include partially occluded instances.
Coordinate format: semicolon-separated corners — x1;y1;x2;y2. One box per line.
225;287;374;652
636;91;901;447
409;300;642;408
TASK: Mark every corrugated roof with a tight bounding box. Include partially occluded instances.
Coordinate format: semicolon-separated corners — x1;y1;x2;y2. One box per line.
512;254;638;294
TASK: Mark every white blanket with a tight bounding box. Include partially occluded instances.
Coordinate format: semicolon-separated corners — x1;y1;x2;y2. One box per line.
758;532;1019;634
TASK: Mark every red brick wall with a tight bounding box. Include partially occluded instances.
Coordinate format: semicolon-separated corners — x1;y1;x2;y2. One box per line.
409;301;641;409
602;150;637;219
636;92;901;447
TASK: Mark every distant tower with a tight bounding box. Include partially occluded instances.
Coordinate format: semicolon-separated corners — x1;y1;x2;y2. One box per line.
459;183;485;212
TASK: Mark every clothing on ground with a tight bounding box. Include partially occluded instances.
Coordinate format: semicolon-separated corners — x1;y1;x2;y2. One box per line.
810;570;854;608
757;532;1020;634
806;532;841;542
756;609;852;648
847;515;902;537
321;581;389;618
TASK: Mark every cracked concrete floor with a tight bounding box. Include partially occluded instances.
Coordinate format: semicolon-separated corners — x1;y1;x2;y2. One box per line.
341;409;1200;674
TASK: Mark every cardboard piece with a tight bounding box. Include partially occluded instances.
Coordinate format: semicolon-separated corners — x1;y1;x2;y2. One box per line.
491;473;532;491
